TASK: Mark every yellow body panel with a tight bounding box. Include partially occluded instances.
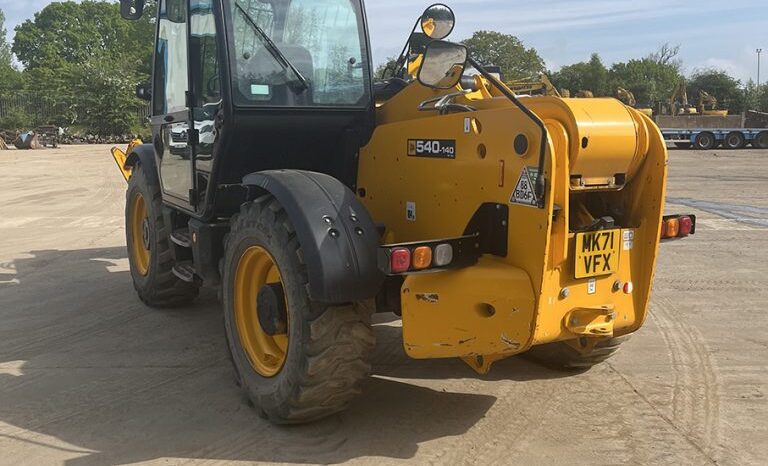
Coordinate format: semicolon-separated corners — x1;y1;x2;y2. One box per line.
358;80;667;371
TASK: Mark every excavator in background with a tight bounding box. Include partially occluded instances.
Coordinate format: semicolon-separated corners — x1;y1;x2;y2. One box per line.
667;78;697;115
697;90;728;116
616;87;653;117
112;0;697;424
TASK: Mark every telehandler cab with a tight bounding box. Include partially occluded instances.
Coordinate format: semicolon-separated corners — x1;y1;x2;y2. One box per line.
112;0;695;423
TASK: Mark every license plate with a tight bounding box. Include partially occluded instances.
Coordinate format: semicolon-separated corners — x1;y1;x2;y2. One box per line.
574;229;620;279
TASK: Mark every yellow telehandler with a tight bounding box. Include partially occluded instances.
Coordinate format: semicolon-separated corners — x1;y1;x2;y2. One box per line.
112;0;695;424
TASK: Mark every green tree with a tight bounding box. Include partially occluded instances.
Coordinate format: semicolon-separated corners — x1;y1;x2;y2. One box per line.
0;8;24;94
551;53;610;96
462;30;545;80
10;1;154;132
12;1;153;71
688;69;743;112
608;58;681;107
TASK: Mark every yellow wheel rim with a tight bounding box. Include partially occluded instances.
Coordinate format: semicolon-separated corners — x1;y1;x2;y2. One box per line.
234;246;289;377
129;192;150;276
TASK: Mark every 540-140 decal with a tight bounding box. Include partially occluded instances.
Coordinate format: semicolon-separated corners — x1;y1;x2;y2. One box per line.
408;139;456;159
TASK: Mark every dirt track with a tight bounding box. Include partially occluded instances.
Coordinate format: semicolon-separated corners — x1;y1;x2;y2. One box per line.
0;145;767;465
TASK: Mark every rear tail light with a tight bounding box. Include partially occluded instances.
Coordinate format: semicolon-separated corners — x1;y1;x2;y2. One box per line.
433;243;453;266
664;218;679;238
678;216;693;236
390;248;411;273
380;239;466;275
412;246;433;270
661;214;696;239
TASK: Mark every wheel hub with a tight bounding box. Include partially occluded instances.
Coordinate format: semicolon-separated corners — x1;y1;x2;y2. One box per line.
256;283;288;336
141;217;151;250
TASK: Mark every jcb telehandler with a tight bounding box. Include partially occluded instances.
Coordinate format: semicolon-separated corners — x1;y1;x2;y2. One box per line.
112;0;695;423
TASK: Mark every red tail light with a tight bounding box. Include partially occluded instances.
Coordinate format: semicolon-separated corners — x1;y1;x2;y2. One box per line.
661;214;696;239
390;248;411;273
678;216;693;237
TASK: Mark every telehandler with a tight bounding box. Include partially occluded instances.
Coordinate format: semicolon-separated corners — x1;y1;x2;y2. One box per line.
112;0;695;423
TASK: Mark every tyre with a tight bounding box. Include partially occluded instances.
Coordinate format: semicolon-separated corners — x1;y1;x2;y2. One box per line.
674;142;692;149
753;131;768;149
693;132;716;150
524;335;631;371
723;131;745;149
125;162;199;307
222;195;375;424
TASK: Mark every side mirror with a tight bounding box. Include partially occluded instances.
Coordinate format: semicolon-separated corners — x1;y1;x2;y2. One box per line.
420;4;455;40
119;0;145;20
417;41;467;89
136;82;152;101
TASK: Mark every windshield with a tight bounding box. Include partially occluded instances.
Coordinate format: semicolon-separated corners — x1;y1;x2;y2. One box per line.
229;0;370;108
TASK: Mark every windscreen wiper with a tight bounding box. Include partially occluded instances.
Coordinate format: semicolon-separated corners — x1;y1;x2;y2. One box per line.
234;1;309;92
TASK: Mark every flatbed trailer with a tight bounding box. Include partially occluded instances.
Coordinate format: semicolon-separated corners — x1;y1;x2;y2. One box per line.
656;114;768;150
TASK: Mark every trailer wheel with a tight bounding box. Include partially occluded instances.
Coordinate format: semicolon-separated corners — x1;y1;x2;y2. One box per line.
222;195;375;424
754;131;768;149
125;162;199;307
723;131;746;149
693;132;716;150
524;335;631;371
674;142;692;149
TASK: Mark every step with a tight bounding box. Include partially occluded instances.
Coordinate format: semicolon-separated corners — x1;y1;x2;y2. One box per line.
172;261;198;283
170;229;191;248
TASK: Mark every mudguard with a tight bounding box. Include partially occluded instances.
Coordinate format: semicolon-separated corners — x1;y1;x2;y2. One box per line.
242;170;384;304
123;143;156;174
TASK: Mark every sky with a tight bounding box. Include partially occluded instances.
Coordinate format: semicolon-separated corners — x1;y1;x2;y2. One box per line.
1;0;766;82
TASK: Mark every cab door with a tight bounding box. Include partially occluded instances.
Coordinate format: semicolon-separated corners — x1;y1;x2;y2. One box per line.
151;0;195;210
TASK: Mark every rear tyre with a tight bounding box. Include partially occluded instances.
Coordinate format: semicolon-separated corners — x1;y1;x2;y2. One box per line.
125;163;199;307
222;196;375;424
524;335;631;371
753;131;768;149
723;131;745;149
693;132;716;150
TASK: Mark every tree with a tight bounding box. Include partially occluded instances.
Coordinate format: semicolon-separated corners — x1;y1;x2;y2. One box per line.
0;8;23;94
12;1;153;71
375;56;397;79
688;69;743;112
608;58;682;107
551;53;610;96
461;30;545;80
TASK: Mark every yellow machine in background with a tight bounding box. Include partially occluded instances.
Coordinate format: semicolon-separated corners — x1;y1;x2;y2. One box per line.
505;73;561;97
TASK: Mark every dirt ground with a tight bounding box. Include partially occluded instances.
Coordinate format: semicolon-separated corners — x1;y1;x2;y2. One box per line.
0;144;766;466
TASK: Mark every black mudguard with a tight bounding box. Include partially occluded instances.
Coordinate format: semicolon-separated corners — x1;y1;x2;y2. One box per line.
242;170;384;304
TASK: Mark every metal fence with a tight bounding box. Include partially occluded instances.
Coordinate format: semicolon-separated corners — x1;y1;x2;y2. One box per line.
0;93;150;126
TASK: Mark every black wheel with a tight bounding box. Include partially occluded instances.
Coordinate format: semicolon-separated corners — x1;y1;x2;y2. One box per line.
125;162;199;307
674;142;692;149
693;132;716;150
524;335;631;371
222;195;375;424
723;131;745;149
753;131;768;149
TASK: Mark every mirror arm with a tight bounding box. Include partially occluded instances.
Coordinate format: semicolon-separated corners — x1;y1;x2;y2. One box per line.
467;57;548;209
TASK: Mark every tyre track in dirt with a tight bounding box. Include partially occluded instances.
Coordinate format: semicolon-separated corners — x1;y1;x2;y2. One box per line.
648;294;722;462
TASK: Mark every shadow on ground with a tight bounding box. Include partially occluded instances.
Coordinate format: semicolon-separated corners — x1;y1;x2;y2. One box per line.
0;246;566;464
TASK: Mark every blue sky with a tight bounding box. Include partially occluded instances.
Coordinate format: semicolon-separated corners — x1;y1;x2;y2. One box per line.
2;0;766;82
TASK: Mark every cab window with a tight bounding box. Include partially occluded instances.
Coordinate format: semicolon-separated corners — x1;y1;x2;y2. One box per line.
229;0;370;108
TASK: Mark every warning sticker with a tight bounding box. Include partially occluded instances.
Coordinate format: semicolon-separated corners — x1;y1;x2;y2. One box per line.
406;201;416;221
510;166;539;207
622;230;634;251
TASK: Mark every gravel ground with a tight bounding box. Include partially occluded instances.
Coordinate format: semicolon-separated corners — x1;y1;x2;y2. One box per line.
0;145;766;465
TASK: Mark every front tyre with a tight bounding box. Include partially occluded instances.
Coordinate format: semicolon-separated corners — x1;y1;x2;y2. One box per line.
222;196;375;424
125;163;199;307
